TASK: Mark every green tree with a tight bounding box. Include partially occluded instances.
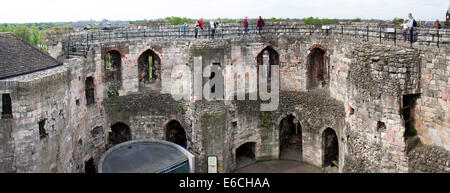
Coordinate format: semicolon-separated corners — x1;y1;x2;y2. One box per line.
392;18;404;25
13;25;32;43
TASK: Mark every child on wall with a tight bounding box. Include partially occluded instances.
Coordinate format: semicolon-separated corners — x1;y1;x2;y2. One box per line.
401;20;409;42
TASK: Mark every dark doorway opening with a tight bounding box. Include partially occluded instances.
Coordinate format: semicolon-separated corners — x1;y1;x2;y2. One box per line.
402;94;420;139
279;115;302;161
235;142;256;169
323;128;339;168
85;77;95;105
85;158;97;173
2;94;12;118
108;122;132;146
208;63;223;99
39;119;48;140
138;49;161;87
165;120;187;148
307;48;327;89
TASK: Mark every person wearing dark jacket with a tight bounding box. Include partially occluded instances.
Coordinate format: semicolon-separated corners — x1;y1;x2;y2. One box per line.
194;21;200;39
257;16;264;34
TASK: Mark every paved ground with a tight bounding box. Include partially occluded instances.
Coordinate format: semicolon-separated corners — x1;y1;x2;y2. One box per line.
234;160;323;173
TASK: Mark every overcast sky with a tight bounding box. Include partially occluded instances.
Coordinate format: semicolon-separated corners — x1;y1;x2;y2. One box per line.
1;0;449;23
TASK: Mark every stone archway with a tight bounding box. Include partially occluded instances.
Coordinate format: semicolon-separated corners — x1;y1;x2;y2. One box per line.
104;50;122;97
138;49;161;88
257;46;280;86
235;142;256;169
165;120;187;148
279;114;302;161
307;46;327;89
84;157;97;173
322;128;339;168
108;122;132;146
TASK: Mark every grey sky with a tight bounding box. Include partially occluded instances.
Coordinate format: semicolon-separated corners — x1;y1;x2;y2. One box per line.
1;0;448;23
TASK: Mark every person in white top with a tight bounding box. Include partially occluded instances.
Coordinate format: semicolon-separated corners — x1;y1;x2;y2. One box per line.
407;13;415;42
210;19;218;40
401;20;409;42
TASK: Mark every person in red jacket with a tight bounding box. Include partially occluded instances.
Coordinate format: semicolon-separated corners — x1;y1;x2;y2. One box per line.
199;18;204;31
257;16;264;34
243;17;249;35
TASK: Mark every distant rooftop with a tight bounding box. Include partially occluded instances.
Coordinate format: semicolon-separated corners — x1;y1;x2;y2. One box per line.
0;32;62;80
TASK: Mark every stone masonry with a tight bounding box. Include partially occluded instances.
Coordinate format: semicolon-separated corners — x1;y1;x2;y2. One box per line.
1;23;449;173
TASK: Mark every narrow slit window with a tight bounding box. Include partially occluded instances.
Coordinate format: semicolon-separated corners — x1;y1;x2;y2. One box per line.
2;94;12;118
85;77;95;105
39;119;48;140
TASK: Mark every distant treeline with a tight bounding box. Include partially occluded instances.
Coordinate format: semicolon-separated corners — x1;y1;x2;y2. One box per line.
0;23;64;52
134;17;368;25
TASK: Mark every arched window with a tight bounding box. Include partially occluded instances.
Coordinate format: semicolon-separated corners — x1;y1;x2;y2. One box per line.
104;50;122;82
235;142;256;169
85;77;95;105
307;47;327;89
138;49;161;87
279;114;302;161
108;122;131;146
165;120;187;148
257;46;280;83
323;128;339;167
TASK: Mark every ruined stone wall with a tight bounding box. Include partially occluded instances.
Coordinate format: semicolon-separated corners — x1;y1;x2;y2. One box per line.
0;57;105;173
65;57;106;172
344;44;421;173
415;48;449;151
0;67;71;172
408;145;450;173
90;35;448;173
3;30;448;173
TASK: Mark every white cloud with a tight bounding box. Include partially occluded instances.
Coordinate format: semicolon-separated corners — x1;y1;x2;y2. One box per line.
0;0;448;23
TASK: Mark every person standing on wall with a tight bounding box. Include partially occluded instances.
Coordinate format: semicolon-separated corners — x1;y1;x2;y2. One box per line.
194;21;200;39
199;18;204;38
257;16;265;34
182;22;187;37
243;17;249;35
434;19;441;29
210;19;218;40
407;13;416;43
401;20;409;42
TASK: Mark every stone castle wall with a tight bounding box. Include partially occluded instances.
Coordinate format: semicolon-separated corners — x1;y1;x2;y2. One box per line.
1;27;448;173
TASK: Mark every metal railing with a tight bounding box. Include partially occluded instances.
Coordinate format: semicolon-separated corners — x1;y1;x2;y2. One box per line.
63;24;449;57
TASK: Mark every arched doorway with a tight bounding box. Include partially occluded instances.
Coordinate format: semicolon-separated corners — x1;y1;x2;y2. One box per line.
307;47;327;89
279;114;302;161
84;157;97;173
322;128;339;168
108;122;132;146
165;120;187;148
138;49;161;88
235;142;256;169
104;50;122;97
257;46;279;86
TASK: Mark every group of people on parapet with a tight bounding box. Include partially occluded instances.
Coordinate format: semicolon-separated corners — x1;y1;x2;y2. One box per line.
181;16;265;39
400;13;417;42
181;13;429;43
